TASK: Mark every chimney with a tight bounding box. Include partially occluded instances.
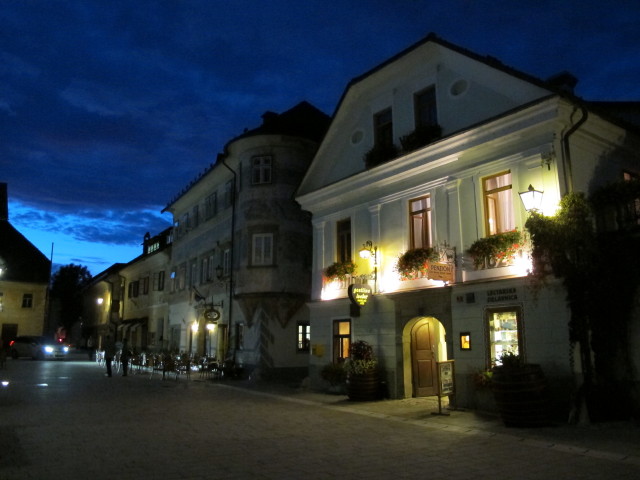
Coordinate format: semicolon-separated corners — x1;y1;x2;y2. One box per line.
0;183;7;221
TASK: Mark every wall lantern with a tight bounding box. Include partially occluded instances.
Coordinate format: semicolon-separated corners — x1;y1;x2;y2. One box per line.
518;184;544;212
96;298;104;305
359;240;378;293
191;321;199;333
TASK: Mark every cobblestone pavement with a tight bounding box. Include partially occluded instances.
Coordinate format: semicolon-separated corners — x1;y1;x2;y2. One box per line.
1;356;639;480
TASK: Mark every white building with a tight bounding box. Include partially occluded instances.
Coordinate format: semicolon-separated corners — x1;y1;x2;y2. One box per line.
163;102;330;379
296;34;640;412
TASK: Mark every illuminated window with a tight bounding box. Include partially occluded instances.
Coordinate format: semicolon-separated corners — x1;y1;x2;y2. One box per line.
252;233;274;266
414;86;437;128
333;319;351;363
336;219;352;263
297;322;310;352
487;307;522;366
483;171;515;235
21;293;33;308
374;108;393;148
409;195;432;249
252;156;272;185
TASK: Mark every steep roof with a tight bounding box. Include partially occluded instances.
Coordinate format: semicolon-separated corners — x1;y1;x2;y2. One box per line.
0;220;51;283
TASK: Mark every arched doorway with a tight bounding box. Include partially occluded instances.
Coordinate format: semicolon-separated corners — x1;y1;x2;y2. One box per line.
402;317;447;397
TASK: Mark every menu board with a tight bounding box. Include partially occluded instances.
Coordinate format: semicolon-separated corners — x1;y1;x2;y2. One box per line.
437;360;455;396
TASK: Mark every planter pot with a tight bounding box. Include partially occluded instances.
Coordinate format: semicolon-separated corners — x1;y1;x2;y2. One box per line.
347;370;380;401
492;364;551;427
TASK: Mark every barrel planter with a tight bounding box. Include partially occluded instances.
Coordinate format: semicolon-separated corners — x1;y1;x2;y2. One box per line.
347;369;380;401
491;364;551;427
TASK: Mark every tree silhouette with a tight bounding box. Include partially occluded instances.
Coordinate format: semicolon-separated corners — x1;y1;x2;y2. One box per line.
50;264;92;333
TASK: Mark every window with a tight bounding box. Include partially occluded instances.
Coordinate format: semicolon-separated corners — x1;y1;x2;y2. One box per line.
201;257;209;283
141;276;149;295
153;271;165;291
336;219;352;263
224;180;234;208
297;322;310;352
374;108;393;148
483;171;515;235
252;233;274;266
252;156;272;185
414;86;437;127
409;195;432;249
192;205;199;229
333;320;351;363
190;260;198;286
178;264;187;290
205;193;218;219
146;242;159;254
208;254;215;281
128;281;139;298
487;307;522;367
21;293;33;308
222;249;231;277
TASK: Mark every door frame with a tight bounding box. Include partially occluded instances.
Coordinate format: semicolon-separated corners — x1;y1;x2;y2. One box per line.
402;316;447;398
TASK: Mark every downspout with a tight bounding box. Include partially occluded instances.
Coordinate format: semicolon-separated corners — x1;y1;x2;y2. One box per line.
561;103;588;194
220;153;237;363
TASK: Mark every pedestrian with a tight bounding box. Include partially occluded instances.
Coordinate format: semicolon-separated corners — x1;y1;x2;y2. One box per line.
121;338;131;376
103;333;116;377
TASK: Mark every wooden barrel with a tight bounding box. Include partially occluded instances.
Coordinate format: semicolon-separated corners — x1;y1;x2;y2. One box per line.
491;364;550;427
347;370;380;401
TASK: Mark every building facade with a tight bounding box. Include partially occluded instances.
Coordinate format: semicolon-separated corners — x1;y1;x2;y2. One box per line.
0;183;52;348
162;101;330;379
296;34;640;411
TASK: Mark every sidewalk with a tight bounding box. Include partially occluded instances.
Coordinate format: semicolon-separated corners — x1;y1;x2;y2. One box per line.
220;377;640;466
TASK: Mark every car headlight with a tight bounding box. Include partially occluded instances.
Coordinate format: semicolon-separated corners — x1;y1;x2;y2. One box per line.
44;346;54;353
63;346;69;353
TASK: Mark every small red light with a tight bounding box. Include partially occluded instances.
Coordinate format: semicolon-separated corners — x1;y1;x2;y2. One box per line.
9;340;15;346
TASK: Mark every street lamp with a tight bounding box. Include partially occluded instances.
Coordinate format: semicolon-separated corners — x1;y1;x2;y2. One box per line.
359;240;378;293
519;184;544;213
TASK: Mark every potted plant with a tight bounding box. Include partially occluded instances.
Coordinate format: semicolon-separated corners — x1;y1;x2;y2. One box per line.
491;351;550;427
320;362;346;394
395;247;439;280
344;340;381;401
399;124;442;152
324;261;357;282
467;230;522;268
363;143;399;169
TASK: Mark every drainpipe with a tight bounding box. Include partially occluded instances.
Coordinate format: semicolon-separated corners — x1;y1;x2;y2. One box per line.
220;153;237;363
561;104;588;194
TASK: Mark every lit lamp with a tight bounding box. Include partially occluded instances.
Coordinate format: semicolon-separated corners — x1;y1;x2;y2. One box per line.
359;240;378;293
191;321;199;333
518;184;544;213
96;298;104;305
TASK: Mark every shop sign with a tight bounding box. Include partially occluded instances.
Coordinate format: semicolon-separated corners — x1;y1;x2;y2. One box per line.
486;287;518;303
348;284;372;307
428;262;454;282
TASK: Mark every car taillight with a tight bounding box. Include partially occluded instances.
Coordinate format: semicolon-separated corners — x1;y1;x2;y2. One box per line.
9;340;15;347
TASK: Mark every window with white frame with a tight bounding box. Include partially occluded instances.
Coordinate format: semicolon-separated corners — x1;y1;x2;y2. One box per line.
252;155;272;185
21;293;33;308
333;319;351;363
409;195;432;249
297;322;310;352
483;171;515;235
252;233;274;266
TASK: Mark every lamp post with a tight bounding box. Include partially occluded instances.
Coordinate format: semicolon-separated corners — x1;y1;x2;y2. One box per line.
518;184;544;213
359;240;378;293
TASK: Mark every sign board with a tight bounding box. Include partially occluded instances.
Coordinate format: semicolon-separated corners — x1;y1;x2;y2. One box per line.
348;284;372;307
427;262;454;283
204;309;221;321
436;360;455;396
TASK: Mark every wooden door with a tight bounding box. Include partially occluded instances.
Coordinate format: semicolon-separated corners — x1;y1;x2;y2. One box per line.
411;320;438;397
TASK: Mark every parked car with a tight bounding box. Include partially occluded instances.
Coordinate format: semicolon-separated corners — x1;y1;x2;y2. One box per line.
9;336;69;360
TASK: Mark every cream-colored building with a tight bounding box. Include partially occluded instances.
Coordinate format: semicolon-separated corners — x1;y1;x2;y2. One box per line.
162;102;330;379
0;183;51;347
296;34;640;412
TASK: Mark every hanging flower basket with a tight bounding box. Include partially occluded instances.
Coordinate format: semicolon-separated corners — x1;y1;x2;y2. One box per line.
467;230;522;269
395;247;439;280
324;261;357;282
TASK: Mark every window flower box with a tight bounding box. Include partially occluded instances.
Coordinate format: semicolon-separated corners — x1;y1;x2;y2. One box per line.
395;247;440;281
467;230;523;269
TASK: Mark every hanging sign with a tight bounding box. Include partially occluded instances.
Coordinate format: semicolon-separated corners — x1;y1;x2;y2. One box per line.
204;308;221;321
427;262;454;282
348;284;372;307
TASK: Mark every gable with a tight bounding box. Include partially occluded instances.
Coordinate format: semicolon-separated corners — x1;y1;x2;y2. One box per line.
297;35;552;197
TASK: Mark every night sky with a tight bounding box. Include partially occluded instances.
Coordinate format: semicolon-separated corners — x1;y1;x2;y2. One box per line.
2;0;639;275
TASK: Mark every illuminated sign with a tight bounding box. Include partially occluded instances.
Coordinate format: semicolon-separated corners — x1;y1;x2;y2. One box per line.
348;284;372;307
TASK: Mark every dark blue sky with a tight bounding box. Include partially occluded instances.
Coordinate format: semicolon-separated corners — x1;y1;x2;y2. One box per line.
2;0;639;275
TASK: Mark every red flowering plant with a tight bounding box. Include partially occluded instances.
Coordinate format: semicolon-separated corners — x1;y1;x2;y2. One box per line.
467;230;523;268
395;247;439;280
